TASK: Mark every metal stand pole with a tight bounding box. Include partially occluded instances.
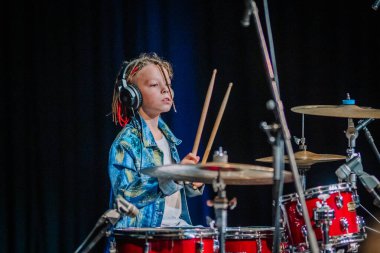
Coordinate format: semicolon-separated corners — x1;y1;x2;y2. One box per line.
260;120;284;253
362;126;380;164
243;1;320;252
212;173;228;253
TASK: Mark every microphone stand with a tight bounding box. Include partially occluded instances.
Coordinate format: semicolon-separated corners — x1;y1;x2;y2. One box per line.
361;125;380;165
74;209;121;253
74;196;138;253
243;1;320;252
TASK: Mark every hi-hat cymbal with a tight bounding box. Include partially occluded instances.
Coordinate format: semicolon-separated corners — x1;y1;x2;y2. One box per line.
142;162;293;185
291;105;380;119
256;150;346;168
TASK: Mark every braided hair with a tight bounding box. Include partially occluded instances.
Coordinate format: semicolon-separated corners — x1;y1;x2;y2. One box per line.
112;53;174;127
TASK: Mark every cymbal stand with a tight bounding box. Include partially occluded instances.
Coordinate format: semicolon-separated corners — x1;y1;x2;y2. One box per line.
293;113;309;191
343;107;361;204
260;120;285;253
211;172;228;253
207;148;237;253
345;117;358;159
343;94;358;159
242;1;319;252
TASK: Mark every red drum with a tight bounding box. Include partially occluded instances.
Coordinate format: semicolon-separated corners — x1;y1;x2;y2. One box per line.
225;226;287;253
114;227;218;253
280;183;366;252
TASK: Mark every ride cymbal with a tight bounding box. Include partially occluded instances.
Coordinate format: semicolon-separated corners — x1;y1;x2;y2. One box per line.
142;162;293;185
291;105;380;119
256;150;346;168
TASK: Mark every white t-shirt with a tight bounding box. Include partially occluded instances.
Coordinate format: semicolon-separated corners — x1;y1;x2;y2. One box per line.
156;136;189;227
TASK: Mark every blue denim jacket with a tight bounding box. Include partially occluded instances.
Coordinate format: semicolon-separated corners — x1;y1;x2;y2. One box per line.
108;114;203;228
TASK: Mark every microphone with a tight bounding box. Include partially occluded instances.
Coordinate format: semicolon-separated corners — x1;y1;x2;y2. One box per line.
116;195;139;218
356;118;375;132
373;0;380;10
335;155;362;180
241;0;253;27
335;155;380;208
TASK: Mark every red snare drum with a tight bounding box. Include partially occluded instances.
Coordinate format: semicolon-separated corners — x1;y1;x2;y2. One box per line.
225;226;287;253
114;227;218;253
280;183;366;252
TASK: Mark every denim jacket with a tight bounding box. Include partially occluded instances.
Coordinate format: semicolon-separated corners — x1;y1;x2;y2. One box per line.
108;114;204;228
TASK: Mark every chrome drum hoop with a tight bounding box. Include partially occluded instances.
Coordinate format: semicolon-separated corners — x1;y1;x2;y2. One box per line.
225;226;284;240
113;227;218;240
304;183;353;200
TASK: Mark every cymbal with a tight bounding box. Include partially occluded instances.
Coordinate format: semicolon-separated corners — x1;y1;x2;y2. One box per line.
142;162;293;185
291;105;380;119
256;150;346;167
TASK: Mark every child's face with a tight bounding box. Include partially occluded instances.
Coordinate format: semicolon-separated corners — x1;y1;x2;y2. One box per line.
133;63;173;118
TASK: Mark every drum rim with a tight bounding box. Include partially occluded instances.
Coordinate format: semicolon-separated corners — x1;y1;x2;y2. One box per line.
225;226;284;239
329;232;366;246
113;227;218;239
280;182;353;203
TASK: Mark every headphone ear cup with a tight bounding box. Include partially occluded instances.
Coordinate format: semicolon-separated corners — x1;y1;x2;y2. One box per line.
119;83;143;111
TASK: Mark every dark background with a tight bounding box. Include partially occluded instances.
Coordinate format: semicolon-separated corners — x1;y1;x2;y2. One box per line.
1;0;380;252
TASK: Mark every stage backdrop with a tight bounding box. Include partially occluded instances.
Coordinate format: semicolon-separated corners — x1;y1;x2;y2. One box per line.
1;0;380;252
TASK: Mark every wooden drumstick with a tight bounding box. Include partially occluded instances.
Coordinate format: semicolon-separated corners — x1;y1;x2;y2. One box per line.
192;69;217;156
202;83;233;164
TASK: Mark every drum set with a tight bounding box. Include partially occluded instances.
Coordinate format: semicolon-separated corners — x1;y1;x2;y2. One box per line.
112;99;380;253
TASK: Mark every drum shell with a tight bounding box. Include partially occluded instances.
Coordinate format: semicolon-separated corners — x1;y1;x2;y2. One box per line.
114;227;218;253
280;183;366;251
225;226;287;253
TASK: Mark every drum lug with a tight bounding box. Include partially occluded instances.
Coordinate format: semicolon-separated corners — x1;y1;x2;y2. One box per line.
301;225;308;238
196;240;204;253
109;240;117;253
144;241;150;253
257;237;262;253
340;217;349;231
213;238;219;253
352;191;360;206
335;194;343;209
301;225;309;250
356;216;366;232
296;200;303;216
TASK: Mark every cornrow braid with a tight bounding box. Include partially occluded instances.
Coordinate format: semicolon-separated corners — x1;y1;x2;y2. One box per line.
111;53;174;127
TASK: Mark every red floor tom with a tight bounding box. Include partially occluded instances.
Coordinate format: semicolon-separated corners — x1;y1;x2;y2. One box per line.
280;183;366;252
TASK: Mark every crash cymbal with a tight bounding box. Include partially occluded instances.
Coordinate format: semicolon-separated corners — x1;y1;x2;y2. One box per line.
291;105;380;119
142;162;293;185
256;150;346;167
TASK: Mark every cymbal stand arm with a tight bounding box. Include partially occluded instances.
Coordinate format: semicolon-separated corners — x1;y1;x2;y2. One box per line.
245;1;319;252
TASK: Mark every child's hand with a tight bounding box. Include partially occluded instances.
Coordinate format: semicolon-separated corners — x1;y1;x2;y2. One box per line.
181;153;204;189
180;153;200;165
